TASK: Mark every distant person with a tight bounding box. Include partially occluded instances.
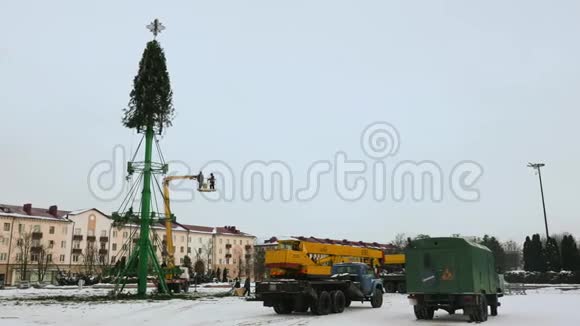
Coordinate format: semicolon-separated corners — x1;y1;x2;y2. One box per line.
197;171;204;190
243;278;251;296
209;173;215;190
234;278;241;288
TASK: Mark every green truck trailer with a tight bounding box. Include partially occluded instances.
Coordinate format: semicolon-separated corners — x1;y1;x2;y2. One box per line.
406;237;503;323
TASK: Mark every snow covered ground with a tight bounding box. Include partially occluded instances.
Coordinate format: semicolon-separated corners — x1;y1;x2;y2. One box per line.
1;286;579;325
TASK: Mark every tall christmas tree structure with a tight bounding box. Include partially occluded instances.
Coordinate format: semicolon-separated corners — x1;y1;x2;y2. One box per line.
112;19;174;296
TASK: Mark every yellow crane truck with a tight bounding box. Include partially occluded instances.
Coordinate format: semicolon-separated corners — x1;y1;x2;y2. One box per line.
255;237;387;315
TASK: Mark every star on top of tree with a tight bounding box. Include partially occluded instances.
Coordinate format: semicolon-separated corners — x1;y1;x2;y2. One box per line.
147;19;166;38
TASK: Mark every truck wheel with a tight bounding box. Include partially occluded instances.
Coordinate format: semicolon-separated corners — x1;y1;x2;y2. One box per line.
273;301;293;314
469;295;488;322
331;291;346;313
344;298;352;308
385;282;396;293
397;282;406;294
489;294;498;316
370;288;383;308
312;291;331;315
414;305;434;320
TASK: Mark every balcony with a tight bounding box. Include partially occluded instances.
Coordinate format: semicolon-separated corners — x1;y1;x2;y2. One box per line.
72;248;82;255
32;232;43;240
245;244;252;251
225;253;232;258
98;249;108;255
87;236;96;242
73;235;83;241
225;244;232;249
245;254;252;260
100;236;109;242
31;246;43;253
132;238;139;244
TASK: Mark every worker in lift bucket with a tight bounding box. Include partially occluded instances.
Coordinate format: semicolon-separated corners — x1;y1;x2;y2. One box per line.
209;173;216;190
197;171;204;190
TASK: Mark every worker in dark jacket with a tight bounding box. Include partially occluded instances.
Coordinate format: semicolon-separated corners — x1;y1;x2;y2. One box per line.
197;171;204;190
243;278;251;296
209;173;216;190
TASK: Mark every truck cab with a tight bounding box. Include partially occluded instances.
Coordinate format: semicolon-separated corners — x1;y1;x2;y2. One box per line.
331;263;384;307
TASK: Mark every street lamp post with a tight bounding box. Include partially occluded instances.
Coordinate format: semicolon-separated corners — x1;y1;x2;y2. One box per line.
527;162;549;239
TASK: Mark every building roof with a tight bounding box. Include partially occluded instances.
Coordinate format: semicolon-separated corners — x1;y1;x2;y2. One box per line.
215;226;254;237
0;203;70;221
179;224;215;234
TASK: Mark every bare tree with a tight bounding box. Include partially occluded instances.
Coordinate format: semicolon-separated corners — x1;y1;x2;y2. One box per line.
391;233;407;251
16;231;32;281
83;244;99;275
36;245;52;283
253;248;266;282
202;241;213;270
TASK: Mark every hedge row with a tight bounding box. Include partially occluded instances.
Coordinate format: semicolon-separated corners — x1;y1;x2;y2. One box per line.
504;271;580;284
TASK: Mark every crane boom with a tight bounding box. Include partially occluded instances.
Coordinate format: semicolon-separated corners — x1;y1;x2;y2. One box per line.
266;239;386;278
162;175;198;269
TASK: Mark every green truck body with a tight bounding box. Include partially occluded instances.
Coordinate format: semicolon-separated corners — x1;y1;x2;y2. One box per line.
405;237;503;322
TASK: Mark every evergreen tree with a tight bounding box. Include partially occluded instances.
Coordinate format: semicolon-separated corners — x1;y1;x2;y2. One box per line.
531;234;546;272
122;40;174;132
545;237;561;272
480;235;506;272
523;236;532;271
561;235;580;271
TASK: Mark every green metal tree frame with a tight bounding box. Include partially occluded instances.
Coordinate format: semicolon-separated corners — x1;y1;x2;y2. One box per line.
111;126;171;296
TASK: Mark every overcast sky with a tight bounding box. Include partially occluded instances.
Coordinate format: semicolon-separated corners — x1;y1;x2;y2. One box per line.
1;0;579;243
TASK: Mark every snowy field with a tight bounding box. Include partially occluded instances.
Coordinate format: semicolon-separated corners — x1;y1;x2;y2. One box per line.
1;286;580;325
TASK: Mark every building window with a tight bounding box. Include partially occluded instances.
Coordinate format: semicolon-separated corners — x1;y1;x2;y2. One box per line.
198;248;202;254
0;253;7;261
31;254;39;262
188;247;191;253
122;244;127;250
72;255;79;262
123;232;128;239
180;258;184;264
181;236;185;243
62;226;68;235
48;240;54;248
18;224;24;233
74;228;81;235
112;243;117;251
3;223;10;231
47;254;53;262
112;230;117;237
219;259;222;265
101;230;107;237
60;241;66;249
73;242;81;249
180;246;184;253
16;253;22;261
88;230;95;237
33;225;40;232
100;242;106;250
59;255;65;262
111;256;116;264
49;226;55;234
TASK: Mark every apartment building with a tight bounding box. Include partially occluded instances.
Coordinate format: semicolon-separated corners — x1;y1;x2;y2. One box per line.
0;203;256;286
